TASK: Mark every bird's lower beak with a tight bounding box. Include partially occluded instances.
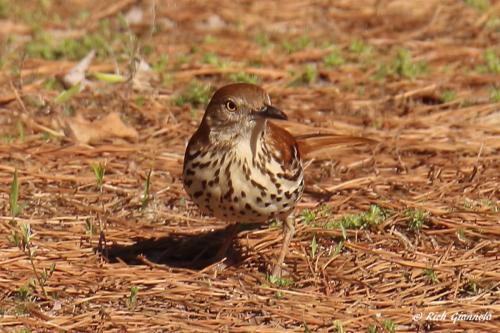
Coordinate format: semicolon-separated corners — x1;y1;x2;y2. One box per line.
255;105;288;120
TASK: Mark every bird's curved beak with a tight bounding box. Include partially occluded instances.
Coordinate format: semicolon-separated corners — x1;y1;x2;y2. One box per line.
254;104;288;120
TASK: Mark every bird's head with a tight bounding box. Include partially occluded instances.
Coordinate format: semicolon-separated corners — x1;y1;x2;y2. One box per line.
200;83;287;140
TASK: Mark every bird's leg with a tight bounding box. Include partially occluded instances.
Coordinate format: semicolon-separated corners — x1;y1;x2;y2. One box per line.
214;224;239;261
272;214;295;278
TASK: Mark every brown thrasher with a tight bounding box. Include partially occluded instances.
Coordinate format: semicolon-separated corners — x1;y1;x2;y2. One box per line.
183;83;371;276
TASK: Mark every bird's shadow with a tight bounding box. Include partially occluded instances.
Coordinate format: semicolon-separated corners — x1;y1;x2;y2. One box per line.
100;225;258;270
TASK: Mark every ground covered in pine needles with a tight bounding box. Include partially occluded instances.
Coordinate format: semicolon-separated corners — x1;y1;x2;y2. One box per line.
0;1;499;332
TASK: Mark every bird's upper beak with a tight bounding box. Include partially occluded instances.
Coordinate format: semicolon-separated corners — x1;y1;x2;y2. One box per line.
254;104;288;120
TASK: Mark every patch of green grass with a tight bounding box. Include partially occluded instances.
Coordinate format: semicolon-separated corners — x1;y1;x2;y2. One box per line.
267;274;293;288
174;81;212;108
405;208;429;231
349;39;372;55
40;263;56;286
1;135;15;144
42;77;64;91
441;90;457;103
152;54;169;73
134;96;146;107
85;219;97;236
128;286;139;309
463;276;480;295
367;324;378;333
202;52;226;67
255;32;272;49
490;87;500;103
25;28;112;61
463;198;498;212
282;35;312;53
91;162;106;191
174;54;192;68
476;48;500;74
374;49;427;80
325;205;387;232
393;49;427;79
486;16;500;30
141;44;155;56
290;64;318;85
301;209;316;224
0;0;8;19
15;280;35;302
423;268;439;284
324;49;345;68
11;223;49;297
382;319;396;333
464;0;490;12
456;228;467;242
227;71;260;84
332;240;344;256
203;35;217;44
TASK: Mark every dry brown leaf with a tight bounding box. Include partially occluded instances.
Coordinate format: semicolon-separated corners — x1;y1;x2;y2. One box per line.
62;50;96;88
62;112;139;144
132;58;159;92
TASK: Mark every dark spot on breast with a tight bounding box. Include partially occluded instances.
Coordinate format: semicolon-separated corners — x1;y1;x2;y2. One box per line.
241;191;246;198
199;161;211;169
256;197;262;203
194;191;203;198
251;179;266;191
201;180;207;189
245;203;252;210
186;169;195;176
185;180;193;187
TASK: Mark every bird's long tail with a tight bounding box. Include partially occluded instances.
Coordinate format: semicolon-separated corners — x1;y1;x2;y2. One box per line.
296;133;377;158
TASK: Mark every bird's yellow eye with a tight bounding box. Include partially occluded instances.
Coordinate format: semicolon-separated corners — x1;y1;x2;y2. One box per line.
225;100;237;112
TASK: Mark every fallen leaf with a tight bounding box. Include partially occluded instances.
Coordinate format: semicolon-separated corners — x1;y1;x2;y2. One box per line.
62;112;138;144
132;58;158;91
62;50;95;88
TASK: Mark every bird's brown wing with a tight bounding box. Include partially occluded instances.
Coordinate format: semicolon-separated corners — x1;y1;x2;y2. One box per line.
265;121;300;168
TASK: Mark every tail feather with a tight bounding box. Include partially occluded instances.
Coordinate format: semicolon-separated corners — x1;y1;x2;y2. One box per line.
296;134;377;158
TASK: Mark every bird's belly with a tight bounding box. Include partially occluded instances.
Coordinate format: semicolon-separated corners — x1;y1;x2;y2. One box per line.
183;150;303;223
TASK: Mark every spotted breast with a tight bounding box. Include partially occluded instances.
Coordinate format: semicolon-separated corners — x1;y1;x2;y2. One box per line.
183;121;304;223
